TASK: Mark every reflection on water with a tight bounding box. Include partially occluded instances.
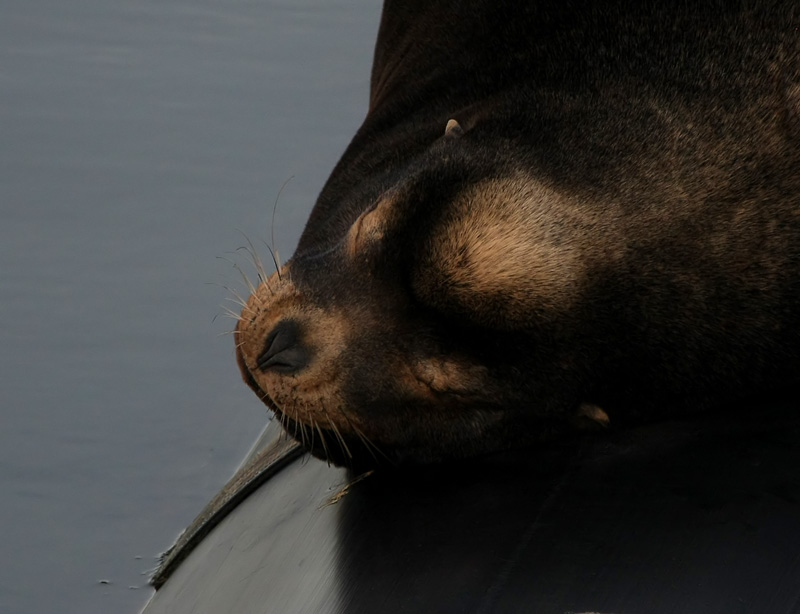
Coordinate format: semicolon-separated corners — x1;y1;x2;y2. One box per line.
0;1;380;612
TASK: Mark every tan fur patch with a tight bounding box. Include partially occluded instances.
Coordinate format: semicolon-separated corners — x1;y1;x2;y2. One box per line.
415;174;622;328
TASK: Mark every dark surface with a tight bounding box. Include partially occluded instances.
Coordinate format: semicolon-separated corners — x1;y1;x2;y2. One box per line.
143;405;800;614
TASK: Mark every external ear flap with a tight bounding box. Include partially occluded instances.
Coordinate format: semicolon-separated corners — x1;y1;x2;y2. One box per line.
444;118;464;138
345;196;395;258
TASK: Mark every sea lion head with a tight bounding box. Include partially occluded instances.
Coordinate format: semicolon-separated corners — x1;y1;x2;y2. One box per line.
235;120;589;466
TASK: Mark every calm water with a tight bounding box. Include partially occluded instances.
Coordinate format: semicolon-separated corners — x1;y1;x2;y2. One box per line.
0;1;381;612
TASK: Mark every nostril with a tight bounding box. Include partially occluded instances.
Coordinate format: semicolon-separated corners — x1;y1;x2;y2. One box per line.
257;319;309;373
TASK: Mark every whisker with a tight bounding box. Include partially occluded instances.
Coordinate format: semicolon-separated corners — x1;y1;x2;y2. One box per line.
291;409;305;449
219;284;258;314
215;256;261;298
234;245;266;286
216;329;240;338
270;176;294;281
323;405;352;459
217;254;267;301
245;232;270;284
308;416;316;452
207;280;256;311
221;295;249;310
338;408;388;463
353;425;384;462
313;419;331;465
219;306;243;321
232;262;258;297
357;425;389;461
261;241;282;282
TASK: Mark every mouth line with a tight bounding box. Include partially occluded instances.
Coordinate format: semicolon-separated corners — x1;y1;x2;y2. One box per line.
243;364;282;416
235;340;390;466
236;350;337;444
236;343;281;412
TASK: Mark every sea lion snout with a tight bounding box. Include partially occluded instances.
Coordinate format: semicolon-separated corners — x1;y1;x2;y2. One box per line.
233;239;533;464
234;267;373;462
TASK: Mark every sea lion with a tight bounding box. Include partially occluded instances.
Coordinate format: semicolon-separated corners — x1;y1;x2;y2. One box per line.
235;0;800;465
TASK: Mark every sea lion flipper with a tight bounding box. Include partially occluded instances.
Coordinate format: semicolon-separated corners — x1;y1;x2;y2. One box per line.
573;403;611;430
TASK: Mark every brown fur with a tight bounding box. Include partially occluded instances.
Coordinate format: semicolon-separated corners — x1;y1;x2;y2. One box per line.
235;0;800;465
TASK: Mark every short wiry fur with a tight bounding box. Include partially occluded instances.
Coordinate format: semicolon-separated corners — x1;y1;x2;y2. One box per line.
236;0;800;465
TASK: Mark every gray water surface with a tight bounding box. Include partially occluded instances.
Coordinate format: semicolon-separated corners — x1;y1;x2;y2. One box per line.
0;2;381;612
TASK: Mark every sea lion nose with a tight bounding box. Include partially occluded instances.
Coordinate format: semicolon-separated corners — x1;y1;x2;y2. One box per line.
256;319;309;374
